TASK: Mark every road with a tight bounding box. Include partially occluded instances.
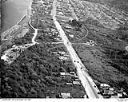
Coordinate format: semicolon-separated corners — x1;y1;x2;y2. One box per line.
1;20;39;64
51;0;102;98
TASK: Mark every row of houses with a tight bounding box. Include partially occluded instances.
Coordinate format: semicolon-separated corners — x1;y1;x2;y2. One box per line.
46;71;84;98
99;83;128;98
60;72;81;85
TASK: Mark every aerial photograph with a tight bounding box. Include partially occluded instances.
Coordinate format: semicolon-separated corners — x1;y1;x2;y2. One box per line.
1;0;128;99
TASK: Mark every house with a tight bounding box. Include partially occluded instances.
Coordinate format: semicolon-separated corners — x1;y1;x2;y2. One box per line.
46;96;50;98
117;93;123;98
61;93;71;98
75;79;80;81
125;46;128;51
73;81;81;85
66;83;72;85
60;72;69;76
69;34;74;38
103;89;110;95
59;56;68;60
108;88;115;95
100;84;110;89
70;72;76;76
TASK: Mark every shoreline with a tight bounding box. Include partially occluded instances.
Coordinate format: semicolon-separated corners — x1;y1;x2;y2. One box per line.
17;0;32;25
2;0;32;33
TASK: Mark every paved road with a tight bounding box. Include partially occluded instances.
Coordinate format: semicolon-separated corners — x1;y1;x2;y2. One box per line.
51;0;102;98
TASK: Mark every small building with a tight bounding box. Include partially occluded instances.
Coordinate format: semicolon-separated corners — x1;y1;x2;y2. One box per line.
57;12;64;16
107;88;116;95
59;51;66;55
61;93;71;98
73;81;81;85
65;25;72;29
117;93;123;98
69;34;74;38
59;56;68;60
75;79;80;81
122;92;127;96
100;84;110;89
70;72;76;75
103;89;110;95
109;88;114;91
108;90;115;95
125;46;128;51
66;83;72;85
60;72;69;76
46;96;50;98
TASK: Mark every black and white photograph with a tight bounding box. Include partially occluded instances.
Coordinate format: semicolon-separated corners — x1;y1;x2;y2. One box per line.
1;0;128;100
